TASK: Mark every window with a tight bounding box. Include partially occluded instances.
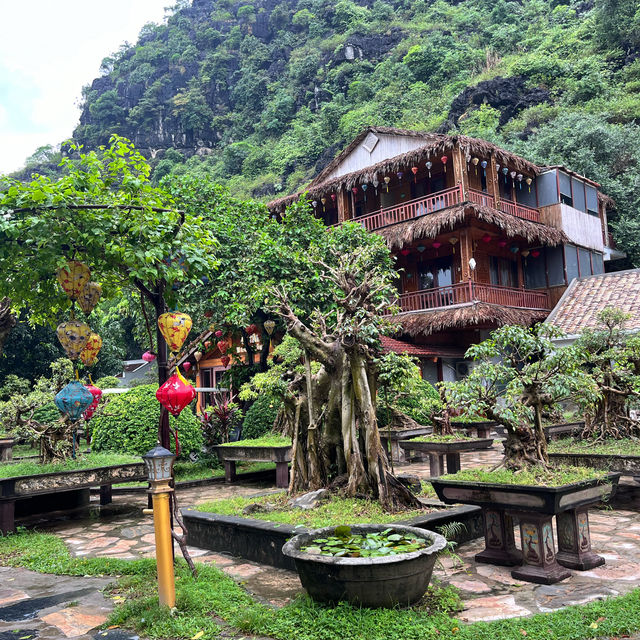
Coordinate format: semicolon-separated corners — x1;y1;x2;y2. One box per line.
559;172;572;206
199;367;228;409
490;256;518;287
592;252;604;275
578;247;591;277
565;245;579;283
524;255;546;289
572;177;586;212
585;185;599;216
418;257;452;290
546;246;565;286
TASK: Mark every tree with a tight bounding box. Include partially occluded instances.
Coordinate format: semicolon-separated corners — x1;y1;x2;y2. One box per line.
445;324;591;470
0;298;16;357
0;136;219;451
572;307;640;441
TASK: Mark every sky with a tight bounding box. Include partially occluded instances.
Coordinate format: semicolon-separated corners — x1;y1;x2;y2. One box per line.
0;0;171;175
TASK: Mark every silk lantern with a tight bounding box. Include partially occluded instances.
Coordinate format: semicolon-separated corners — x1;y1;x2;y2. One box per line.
82;384;103;421
221;355;231;368
214;330;223;338
55;381;94;421
183;362;192;372
158;312;192;353
156;372;196;417
441;156;448;172
217;340;228;354
78;282;102;315
57;320;92;360
79;332;102;367
264;320;275;336
426;161;432;178
57;261;91;301
384;176;391;192
142;351;156;362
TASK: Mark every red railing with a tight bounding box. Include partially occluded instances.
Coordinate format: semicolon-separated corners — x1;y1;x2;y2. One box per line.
498;199;540;223
397;282;550;312
356;186;463;231
468;189;495;208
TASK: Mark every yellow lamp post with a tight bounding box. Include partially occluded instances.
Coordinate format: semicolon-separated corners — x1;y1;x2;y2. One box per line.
143;444;176;608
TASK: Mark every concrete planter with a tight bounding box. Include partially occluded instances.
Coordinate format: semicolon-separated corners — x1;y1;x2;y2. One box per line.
550;452;640;478
0;436;16;462
282;524;447;607
214;444;292;488
452;421;496;438
543;422;585;440
183;503;482;571
399;438;494;477
431;473;621;584
379;427;432;462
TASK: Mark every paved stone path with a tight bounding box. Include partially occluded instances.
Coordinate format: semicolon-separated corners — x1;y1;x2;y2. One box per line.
3;439;640;638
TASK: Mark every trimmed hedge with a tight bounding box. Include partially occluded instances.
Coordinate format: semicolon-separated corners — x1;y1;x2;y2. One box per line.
242;394;282;440
91;384;203;458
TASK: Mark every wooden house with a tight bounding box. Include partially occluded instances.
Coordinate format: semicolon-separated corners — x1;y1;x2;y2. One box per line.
269;127;621;384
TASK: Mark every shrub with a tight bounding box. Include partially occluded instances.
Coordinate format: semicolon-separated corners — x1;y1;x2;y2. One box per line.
94;376;120;389
91;384;203;458
32;401;61;426
242;394;282;439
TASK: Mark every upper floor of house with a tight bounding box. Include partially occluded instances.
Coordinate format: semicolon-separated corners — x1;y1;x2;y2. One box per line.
269;127;616;259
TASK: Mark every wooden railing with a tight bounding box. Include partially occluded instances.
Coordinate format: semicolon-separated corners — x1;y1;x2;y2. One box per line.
356;186;463;231
498;199;540;223
397;282;550;312
468;189;495;208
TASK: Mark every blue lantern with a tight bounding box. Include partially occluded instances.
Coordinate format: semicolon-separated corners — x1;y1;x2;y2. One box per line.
55;381;94;421
481;160;488;176
502;167;509;184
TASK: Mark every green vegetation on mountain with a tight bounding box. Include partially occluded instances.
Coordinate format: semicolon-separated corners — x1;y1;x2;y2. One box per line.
16;0;640;261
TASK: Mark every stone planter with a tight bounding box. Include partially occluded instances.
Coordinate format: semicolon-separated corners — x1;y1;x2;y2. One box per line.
399;438;494;477
214;444;292;488
282;524;447;607
452;421;496;438
430;473;620;584
543;422;585;441
550;452;640;478
0;462;146;533
379;427;432;462
0;436;16;462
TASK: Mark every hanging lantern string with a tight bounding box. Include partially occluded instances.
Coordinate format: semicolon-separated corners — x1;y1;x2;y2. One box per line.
140;291;155;353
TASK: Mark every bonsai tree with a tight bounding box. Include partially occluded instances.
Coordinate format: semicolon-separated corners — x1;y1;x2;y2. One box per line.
445;324;592;470
573;307;640;441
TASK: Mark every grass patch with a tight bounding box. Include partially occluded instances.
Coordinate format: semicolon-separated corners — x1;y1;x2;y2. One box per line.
440;465;608;487
408;435;476;443
218;435;291;447
2;530;640;640
0;453;140;479
549;438;640;456
194;493;436;527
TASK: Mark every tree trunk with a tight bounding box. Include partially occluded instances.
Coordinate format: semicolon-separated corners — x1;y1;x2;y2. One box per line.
0;298;16;356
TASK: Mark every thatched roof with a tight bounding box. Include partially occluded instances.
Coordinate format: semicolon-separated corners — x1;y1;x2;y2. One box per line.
390;303;549;337
379;203;568;249
269;127;605;212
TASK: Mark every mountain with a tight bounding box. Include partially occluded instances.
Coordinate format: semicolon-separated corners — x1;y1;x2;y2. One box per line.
25;0;640;261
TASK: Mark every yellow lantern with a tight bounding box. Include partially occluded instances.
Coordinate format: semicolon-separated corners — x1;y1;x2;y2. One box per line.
80;332;102;367
158;312;192;353
78;282;102;315
57;261;91;301
56;320;92;360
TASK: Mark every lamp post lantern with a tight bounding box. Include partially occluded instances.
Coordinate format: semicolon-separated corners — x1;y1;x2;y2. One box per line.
143;444;176;608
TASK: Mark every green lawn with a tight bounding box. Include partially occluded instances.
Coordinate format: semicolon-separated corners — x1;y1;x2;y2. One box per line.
1;530;640;640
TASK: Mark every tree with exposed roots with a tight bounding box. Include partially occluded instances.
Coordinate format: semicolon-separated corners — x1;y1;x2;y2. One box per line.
573;308;640;441
444;324;591;470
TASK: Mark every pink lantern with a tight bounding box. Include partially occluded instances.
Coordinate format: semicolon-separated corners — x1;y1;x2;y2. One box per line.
215;329;223;338
481;233;492;243
498;240;508;248
352;187;359;195
441;156;448;172
331;193;337;202
142;351;156;362
183;362;192;372
156;372;196;417
82;384;103;421
432;241;442;249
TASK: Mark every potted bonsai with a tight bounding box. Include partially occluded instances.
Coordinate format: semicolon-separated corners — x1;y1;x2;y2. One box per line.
548;309;640;478
282;523;446;607
431;324;620;584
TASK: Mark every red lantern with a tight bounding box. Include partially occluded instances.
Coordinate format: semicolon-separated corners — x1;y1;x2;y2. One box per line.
217;340;228;353
441;156;448;172
498;240;507;248
246;324;258;335
221;355;231;368
352;187;358;195
331;193;336;202
411;166;418;183
82;384;103;421
156;372;196;417
214;330;223;338
432;241;442;249
531;250;541;258
204;310;213;318
482;233;492;243
400;248;411;256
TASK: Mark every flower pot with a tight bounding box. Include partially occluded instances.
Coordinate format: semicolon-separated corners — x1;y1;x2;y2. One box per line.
282;524;447;607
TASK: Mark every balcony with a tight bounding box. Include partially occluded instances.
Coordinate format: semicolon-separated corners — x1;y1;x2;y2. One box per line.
397;282;550;313
353;187;541;232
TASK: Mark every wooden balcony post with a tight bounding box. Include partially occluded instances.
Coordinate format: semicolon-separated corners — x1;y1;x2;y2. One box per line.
452;147;469;200
337;190;349;222
459;229;473;281
489;154;500;206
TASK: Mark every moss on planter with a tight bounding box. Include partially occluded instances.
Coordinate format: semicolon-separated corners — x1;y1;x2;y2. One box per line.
0;453;140;479
440;465;607;487
549;438;640;456
195;493;436;528
409;434;476;443
218;435;291;447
